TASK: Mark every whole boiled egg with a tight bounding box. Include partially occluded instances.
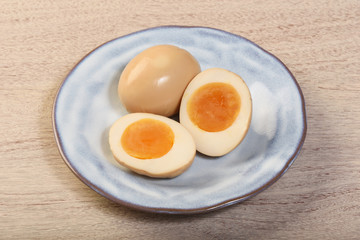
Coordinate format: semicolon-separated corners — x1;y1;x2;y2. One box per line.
179;68;252;157
118;45;201;117
109;113;196;178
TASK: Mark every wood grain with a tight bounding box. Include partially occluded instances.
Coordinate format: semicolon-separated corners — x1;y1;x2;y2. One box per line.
1;0;359;239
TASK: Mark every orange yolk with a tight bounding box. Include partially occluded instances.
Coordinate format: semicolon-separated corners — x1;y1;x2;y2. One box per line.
121;118;175;159
187;82;241;132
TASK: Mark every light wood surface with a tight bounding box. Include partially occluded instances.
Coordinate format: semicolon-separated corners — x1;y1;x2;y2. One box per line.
1;0;359;239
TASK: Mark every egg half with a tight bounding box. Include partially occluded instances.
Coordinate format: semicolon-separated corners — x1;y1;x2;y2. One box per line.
109;113;196;178
118;45;201;117
179;68;252;157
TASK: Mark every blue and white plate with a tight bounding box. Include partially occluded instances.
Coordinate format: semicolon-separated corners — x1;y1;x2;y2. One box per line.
53;26;307;214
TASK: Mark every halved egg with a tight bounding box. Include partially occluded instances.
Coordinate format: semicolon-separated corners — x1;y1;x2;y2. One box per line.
179;68;252;157
118;45;201;117
109;113;196;178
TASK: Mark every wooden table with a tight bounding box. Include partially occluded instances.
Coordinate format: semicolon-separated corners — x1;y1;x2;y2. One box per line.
1;1;359;239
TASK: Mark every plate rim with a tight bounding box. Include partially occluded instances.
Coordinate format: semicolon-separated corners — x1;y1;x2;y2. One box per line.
52;25;307;214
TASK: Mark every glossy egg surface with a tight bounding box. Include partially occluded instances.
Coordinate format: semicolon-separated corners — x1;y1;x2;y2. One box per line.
118;45;201;117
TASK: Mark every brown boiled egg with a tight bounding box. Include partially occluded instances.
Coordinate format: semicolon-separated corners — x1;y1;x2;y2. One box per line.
118;45;201;117
179;68;252;157
109;113;196;178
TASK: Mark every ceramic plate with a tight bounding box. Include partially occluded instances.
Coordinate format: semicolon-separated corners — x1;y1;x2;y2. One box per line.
53;26;307;214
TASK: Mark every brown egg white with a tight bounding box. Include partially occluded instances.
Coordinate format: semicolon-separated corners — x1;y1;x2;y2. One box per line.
118;45;201;117
179;68;252;157
109;113;196;178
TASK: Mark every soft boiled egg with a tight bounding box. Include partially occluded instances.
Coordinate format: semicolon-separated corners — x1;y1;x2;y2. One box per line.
109;113;196;178
118;45;201;117
179;68;252;157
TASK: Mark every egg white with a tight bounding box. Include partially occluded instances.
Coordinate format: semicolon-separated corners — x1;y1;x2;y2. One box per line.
109;113;196;178
179;68;252;157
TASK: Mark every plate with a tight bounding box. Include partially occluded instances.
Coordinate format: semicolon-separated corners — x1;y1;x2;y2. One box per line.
53;26;307;214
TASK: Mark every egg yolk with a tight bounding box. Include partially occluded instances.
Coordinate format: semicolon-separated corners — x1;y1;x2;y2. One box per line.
187;82;241;132
121;118;175;159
